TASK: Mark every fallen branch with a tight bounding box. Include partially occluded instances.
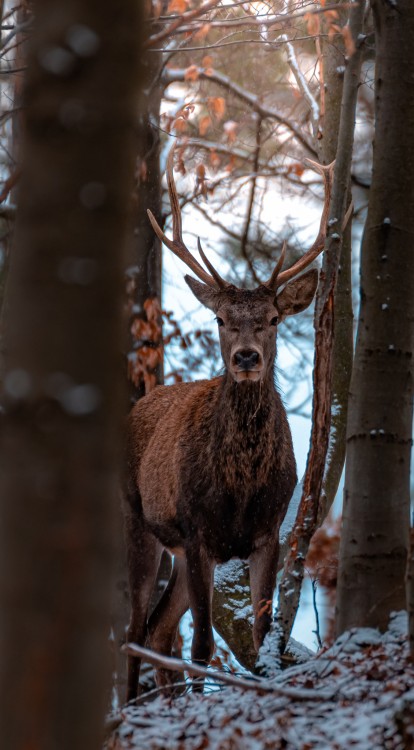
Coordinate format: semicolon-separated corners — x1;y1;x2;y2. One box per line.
122;643;336;700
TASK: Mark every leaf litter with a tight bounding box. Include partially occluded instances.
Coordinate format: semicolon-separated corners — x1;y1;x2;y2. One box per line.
107;612;414;750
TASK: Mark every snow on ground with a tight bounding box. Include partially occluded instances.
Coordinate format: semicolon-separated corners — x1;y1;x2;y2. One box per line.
108;612;414;750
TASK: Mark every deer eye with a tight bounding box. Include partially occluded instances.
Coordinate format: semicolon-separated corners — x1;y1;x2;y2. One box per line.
216;317;224;327
270;317;278;326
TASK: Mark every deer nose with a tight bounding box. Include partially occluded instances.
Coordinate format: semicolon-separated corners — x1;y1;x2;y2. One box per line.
234;350;260;370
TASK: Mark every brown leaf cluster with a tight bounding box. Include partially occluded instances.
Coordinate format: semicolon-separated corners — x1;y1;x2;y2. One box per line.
128;297;163;393
305;4;356;58
306;515;340;590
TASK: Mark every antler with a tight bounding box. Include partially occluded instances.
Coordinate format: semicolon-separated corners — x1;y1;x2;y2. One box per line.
147;143;228;290
264;160;335;291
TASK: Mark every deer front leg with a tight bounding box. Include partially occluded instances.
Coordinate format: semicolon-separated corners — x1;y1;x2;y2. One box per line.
249;535;280;651
148;554;189;691
186;543;215;690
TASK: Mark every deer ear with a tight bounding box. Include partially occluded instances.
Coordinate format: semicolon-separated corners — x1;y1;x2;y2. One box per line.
276;268;318;317
185;275;219;311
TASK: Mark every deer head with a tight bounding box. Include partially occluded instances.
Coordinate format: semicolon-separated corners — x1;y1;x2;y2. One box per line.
148;144;334;384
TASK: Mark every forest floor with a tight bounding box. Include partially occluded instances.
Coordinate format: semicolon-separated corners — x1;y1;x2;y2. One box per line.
107;612;414;750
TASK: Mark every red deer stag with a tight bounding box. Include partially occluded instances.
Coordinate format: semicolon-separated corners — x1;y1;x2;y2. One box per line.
125;144;334;700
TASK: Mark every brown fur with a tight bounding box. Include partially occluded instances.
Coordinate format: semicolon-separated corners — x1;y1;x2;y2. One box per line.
124;274;317;700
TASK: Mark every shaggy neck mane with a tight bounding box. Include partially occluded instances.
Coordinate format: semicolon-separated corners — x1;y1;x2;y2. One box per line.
210;368;282;495
216;368;278;433
215;369;278;450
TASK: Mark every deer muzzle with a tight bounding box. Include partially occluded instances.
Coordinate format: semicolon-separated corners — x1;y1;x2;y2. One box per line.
231;348;263;382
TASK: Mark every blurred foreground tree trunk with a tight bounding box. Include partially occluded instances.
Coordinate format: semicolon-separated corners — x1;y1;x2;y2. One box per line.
0;2;141;749
336;0;414;634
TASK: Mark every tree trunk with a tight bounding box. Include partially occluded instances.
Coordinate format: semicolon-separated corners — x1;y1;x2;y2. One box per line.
317;4;354;524
212;5;358;668
112;10;166;703
336;0;414;634
0;2;141;748
125;14;164;404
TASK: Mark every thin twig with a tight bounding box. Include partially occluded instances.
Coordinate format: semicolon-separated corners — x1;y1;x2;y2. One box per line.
310;576;323;649
145;0;222;49
148;3;356;31
281;35;319;137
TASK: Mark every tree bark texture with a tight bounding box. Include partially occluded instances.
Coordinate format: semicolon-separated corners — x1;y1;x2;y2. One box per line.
336;0;414;634
0;1;141;748
125;11;164;404
112;9;167;702
317;4;354;523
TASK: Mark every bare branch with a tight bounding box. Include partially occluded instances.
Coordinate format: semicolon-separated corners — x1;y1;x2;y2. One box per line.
149;3;355;33
281;35;319;137
144;0;222;49
163;67;316;156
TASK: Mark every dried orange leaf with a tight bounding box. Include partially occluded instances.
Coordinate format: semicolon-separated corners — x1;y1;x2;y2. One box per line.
208;96;226;121
209;149;221;169
167;0;188;13
342;24;356;57
173;117;188;134
223;119;238;144
323;9;339;22
184;64;199;82
194;22;211;41
304;11;320;36
199;115;212;136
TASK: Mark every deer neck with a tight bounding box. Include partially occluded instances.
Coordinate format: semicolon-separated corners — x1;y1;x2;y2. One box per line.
216;368;277;433
210;368;282;496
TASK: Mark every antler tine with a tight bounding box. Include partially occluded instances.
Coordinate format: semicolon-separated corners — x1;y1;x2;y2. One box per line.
264;160;335;291
147;143;219;288
197;238;229;289
264;240;287;291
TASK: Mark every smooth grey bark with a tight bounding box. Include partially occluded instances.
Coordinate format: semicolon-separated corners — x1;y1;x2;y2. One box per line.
336;0;414;634
0;1;141;748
